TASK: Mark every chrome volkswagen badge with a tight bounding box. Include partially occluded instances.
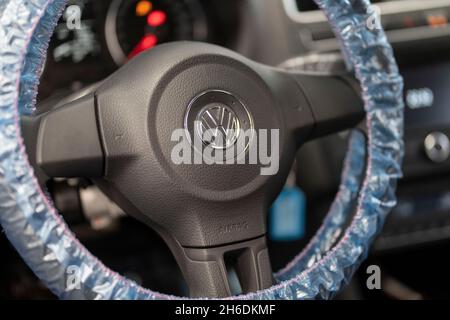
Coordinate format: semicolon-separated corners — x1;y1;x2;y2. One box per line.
184;90;254;160
196;105;241;149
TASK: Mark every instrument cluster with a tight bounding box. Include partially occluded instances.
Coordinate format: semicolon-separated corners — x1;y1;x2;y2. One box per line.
39;0;238;101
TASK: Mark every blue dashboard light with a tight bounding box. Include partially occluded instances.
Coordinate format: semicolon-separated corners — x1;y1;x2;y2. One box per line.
269;186;306;242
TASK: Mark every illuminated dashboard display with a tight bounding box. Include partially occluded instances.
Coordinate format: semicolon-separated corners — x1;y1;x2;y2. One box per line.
403;61;450;129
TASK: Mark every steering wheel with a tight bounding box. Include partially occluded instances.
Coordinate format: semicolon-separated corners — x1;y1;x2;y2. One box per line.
0;0;404;299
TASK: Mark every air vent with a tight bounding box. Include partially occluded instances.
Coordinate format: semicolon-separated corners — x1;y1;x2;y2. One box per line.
284;0;450;51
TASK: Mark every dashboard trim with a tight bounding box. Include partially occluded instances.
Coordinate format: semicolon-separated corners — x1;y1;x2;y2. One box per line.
283;0;450;52
283;0;450;25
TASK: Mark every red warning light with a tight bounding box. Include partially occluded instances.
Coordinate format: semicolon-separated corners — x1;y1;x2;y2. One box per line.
128;34;158;59
147;10;167;27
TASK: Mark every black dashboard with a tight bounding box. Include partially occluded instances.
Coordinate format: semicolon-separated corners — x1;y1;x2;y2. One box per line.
3;0;450;300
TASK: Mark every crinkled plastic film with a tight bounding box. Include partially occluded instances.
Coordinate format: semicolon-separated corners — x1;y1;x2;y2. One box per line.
0;0;404;299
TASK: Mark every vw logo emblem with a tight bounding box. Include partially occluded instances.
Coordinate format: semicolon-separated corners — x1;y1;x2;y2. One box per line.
196;105;241;149
184;90;254;160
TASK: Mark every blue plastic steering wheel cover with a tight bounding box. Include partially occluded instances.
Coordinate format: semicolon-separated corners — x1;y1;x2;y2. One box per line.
0;0;404;299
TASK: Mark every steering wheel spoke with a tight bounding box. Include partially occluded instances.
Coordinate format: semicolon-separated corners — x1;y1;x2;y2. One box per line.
266;69;365;148
21;93;104;180
247;63;364;151
294;72;365;141
169;234;272;298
